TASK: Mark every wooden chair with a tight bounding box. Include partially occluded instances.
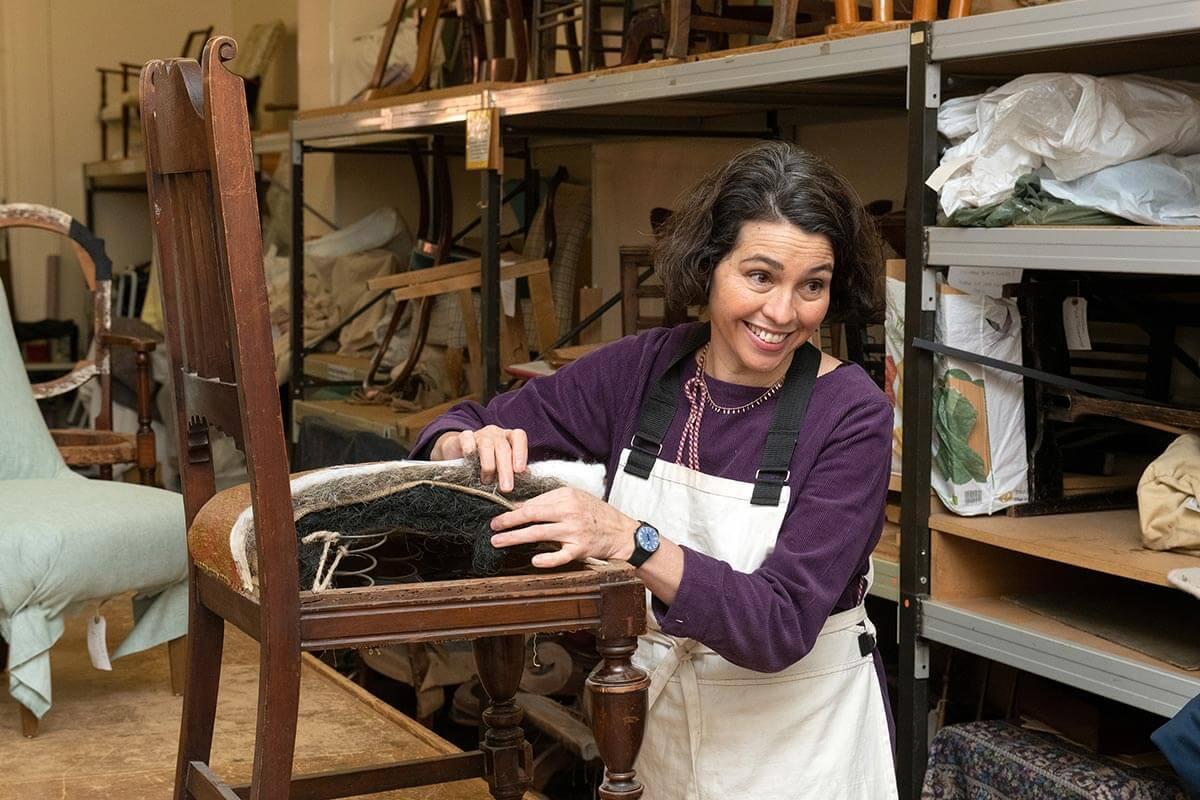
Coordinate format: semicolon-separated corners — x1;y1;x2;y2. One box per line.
818;0;972;37
142;37;648;800
619;246;690;335
362;0;529;100
0;204;158;484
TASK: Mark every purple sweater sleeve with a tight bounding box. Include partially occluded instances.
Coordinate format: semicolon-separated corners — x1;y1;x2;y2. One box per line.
410;332;662;463
654;396;893;672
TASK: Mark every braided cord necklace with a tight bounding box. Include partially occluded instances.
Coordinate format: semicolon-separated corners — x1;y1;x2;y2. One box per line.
675;344;786;471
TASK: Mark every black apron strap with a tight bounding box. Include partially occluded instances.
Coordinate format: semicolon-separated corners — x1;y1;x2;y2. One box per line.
624;324;711;479
751;342;822;506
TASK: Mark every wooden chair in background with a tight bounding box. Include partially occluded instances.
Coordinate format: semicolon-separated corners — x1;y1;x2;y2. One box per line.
143;36;648;800
0;204;158;484
97;26;212;160
819;0;972;36
619;245;690;335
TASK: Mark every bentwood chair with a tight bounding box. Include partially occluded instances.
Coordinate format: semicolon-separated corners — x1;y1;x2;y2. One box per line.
142;36;648;800
0;204;160;484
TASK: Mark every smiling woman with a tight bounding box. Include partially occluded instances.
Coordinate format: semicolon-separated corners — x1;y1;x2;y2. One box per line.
415;142;896;800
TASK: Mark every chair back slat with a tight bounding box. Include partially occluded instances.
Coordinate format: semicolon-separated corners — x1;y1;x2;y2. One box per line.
142;38;298;602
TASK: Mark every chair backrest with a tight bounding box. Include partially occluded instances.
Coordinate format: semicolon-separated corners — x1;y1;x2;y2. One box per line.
141;37;298;602
0;203;117;436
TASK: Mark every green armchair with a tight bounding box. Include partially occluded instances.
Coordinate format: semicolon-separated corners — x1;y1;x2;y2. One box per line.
0;217;187;738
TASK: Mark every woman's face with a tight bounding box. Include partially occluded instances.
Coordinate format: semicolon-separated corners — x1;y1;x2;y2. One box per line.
706;219;833;386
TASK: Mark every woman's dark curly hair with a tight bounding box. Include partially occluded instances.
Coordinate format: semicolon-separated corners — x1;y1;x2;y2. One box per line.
653;141;883;322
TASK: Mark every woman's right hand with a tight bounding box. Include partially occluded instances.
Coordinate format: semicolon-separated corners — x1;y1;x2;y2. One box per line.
430;426;528;492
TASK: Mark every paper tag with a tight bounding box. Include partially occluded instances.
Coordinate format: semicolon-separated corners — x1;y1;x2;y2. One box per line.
1062;297;1091;351
87;614;113;671
1186;496;1199;513
500;278;517;317
465;107;501;171
925;155;972;192
947;266;1023;297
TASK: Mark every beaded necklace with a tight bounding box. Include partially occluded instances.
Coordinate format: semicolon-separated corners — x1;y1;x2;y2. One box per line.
674;344;786;471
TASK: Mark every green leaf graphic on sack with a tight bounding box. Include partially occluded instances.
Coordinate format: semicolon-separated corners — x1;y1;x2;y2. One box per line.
933;368;989;485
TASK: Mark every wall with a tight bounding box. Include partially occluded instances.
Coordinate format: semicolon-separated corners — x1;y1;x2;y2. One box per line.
0;0;298;324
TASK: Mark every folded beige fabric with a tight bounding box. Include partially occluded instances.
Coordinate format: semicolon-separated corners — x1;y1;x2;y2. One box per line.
1138;432;1200;553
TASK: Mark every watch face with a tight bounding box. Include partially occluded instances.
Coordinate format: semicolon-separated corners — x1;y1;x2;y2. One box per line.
636;524;660;553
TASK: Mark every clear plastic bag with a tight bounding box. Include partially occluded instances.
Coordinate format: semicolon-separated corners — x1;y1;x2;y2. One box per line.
930;73;1200;216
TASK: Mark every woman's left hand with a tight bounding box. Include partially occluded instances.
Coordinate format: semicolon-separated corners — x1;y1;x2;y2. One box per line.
489;488;638;568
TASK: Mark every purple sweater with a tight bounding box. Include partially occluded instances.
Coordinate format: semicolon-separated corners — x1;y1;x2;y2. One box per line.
413;323;894;675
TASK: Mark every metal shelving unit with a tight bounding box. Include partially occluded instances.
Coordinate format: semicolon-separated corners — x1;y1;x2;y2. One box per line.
287;32;911;418
899;4;1200;796
926;227;1200;275
287;5;1200;794
921;599;1200;719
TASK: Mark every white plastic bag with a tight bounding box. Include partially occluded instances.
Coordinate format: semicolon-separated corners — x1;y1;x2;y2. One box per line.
304;207;403;259
931;281;1029;515
1040;154;1200;226
930;73;1200;216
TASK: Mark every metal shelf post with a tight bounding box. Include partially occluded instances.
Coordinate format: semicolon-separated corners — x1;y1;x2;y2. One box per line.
897;23;939;800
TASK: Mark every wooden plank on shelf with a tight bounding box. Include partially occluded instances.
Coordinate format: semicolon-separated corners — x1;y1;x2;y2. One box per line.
304;353;379;383
945;595;1200;683
1010;589;1200;671
387;259;549;302
296;81;521;120
874;520;900;565
293;398;407;442
929;509;1200;587
293;394;480;448
366;254;536;293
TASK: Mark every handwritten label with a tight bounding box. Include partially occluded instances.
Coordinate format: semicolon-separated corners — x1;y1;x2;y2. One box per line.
87;614;113;671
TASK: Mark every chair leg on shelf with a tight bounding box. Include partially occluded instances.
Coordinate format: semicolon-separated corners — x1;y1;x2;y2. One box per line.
587;636;649;799
474;634;533;800
767;0;800;42
172;578;226;800
19;705;38;738
168;635;188;696
665;0;691;58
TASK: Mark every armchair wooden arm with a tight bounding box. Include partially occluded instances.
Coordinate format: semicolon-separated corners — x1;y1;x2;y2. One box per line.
100;332;159;352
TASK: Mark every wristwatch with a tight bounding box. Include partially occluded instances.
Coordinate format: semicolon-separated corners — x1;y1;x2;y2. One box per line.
629;521;660;568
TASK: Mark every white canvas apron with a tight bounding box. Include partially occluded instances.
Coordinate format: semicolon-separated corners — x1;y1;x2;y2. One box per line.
607;349;897;799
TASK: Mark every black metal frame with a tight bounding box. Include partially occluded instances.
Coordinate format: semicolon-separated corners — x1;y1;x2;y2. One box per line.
287;135;513;427
897;23;938;799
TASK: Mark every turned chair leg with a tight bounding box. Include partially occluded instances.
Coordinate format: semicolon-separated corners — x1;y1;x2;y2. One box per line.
474;635;533;800
173;577;226;800
664;0;691;59
767;0;800;42
19;705;38;738
912;0;937;21
587;636;649;799
835;0;859;26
